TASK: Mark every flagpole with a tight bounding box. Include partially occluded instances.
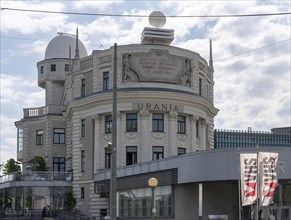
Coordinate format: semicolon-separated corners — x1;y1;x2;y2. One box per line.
237;147;242;220
256;145;259;220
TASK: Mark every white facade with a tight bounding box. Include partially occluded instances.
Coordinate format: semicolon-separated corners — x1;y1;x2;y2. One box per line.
15;24;219;218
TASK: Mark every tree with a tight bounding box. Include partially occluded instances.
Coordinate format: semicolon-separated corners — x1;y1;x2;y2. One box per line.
64;191;76;211
3;158;21;174
28;156;48;171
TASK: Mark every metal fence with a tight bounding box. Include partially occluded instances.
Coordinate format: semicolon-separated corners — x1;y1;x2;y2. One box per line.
0;209;92;220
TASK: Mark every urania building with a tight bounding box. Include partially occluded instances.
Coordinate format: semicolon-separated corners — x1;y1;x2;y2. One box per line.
1;12;290;220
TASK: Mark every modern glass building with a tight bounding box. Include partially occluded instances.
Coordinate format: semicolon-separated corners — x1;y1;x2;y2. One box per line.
214;127;291;148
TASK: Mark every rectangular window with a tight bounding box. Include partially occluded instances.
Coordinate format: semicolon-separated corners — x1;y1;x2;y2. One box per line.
105;115;112;133
40;66;44;74
126;146;137;165
53;128;65;144
81;187;85;199
81;119;85;137
53;157;65;172
81;78;86;97
178;147;186;155
81;150;85;172
103;72;109;91
199;78;202;96
177;115;186;134
126;113;138;132
36;129;43;145
105;148;111;169
17;126;23;151
152;146;164;160
152;113;164;132
65;64;69;72
51;64;56;72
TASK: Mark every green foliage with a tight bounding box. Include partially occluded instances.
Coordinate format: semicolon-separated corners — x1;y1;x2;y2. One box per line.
3;158;21;174
28;156;48;171
64;191;76;211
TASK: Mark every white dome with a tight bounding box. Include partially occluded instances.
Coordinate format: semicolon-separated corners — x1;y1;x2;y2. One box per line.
45;33;88;59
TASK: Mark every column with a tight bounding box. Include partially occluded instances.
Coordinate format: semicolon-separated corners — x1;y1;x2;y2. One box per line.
168;111;177;156
139;110;150;162
92;115;101;172
190;115;199;152
200;119;206;150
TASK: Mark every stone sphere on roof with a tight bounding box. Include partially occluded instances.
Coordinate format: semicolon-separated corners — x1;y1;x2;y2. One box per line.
45;33;88;59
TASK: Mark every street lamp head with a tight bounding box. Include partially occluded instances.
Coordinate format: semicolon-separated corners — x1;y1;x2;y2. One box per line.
148;177;158;187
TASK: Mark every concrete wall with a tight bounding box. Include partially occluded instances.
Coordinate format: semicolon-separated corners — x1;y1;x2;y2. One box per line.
174;183;199;219
174;182;235;220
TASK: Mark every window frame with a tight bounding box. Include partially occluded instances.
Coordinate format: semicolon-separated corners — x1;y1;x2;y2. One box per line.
126;113;138;132
53;128;65;144
199;78;202;96
65;64;69;72
126;146;137;166
36;129;43;145
177;115;186;134
103;72;109;91
178;147;186;155
81;78;86;97
152;113;164;132
50;64;56;72
81;119;85;137
81;187;85;200
81;150;85;172
105;147;111;169
105;115;112;133
152;146;164;160
53;157;65;172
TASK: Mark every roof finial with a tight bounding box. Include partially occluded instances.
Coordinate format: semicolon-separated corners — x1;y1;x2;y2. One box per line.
209;39;213;69
74;27;79;59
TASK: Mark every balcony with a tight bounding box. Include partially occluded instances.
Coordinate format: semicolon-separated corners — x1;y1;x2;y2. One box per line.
0;171;72;185
23;105;66;118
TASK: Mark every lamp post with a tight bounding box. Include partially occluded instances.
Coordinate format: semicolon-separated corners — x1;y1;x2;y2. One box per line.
148;177;158;220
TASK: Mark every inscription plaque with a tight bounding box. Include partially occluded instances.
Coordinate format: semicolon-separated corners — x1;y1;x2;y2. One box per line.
122;50;192;86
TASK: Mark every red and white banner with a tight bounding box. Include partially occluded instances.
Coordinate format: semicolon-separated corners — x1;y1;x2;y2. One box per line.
258;152;279;206
240;153;258;206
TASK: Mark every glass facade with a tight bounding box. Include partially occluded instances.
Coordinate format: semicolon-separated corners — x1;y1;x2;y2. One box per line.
214;129;291;148
118;186;173;218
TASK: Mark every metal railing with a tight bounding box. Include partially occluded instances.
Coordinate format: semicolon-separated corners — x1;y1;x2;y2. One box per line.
0;208;42;219
0;171;72;184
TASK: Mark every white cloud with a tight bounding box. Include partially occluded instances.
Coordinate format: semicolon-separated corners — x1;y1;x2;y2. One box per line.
0;74;45;108
72;0;124;10
1;1;68;34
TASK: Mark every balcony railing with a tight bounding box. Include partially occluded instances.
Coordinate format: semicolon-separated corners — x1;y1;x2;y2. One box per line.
80;57;93;70
23;105;66;118
0;171;72;183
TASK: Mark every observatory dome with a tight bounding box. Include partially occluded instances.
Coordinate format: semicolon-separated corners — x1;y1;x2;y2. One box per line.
45;33;88;59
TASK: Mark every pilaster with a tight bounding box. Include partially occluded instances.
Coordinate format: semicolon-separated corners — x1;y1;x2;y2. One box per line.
139;110;150;162
190;115;199;152
168;111;178;156
92;115;101;172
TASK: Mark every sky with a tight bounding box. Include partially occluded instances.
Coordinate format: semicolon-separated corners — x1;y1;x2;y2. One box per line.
0;0;290;166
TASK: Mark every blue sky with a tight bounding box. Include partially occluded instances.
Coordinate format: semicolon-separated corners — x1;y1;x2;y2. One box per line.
0;0;290;166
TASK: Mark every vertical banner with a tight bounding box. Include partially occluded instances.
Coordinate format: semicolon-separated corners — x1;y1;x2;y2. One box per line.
258;152;279;206
240;153;258;206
